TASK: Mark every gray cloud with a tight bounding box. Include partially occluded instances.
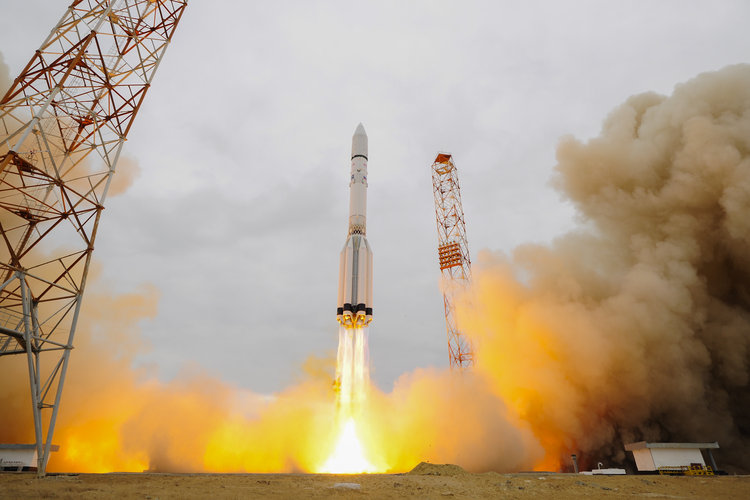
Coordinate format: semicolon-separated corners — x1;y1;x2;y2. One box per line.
2;1;750;399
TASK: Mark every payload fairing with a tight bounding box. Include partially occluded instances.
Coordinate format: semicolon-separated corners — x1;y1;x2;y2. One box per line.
337;124;374;328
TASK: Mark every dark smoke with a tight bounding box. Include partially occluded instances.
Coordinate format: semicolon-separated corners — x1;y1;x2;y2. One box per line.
460;64;750;472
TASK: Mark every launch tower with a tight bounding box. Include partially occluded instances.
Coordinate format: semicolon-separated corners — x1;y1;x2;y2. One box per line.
0;0;187;475
431;153;474;368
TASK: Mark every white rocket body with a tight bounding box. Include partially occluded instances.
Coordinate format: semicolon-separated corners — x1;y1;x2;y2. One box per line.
337;124;373;328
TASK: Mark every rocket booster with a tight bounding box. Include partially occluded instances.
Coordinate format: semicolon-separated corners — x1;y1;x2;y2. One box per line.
337;123;373;328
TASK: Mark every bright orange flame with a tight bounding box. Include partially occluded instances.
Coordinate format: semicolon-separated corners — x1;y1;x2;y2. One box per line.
318;418;376;473
0;282;545;473
316;326;385;473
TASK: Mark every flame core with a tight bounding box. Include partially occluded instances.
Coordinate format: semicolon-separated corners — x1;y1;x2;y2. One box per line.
319;418;376;473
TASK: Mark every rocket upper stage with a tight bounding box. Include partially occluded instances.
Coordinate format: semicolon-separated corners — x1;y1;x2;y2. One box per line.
348;123;369;236
337;124;373;328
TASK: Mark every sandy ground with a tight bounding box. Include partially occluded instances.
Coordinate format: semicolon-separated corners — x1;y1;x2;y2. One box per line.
1;464;749;499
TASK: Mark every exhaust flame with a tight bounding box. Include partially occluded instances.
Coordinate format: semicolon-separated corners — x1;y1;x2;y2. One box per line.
317;326;381;473
334;326;369;412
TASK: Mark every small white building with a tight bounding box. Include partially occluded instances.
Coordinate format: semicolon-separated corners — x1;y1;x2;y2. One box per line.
624;442;719;473
0;444;59;471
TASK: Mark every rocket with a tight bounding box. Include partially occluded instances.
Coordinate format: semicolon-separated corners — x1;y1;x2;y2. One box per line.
337;123;373;328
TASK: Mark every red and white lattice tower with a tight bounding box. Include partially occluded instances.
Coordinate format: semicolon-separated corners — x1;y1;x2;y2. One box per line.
0;0;187;474
431;153;474;369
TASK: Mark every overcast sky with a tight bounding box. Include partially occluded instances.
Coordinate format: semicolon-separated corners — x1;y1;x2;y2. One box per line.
1;1;748;393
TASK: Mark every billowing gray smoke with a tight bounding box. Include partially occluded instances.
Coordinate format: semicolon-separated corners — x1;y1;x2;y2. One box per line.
461;64;750;472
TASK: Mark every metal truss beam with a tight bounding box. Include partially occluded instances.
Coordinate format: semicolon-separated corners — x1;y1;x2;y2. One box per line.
431;153;474;369
0;0;187;475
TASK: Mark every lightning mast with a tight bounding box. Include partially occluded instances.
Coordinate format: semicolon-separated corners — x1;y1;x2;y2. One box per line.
0;0;187;474
431;153;474;368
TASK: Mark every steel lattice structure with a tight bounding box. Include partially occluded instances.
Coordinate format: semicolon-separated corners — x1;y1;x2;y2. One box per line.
0;0;186;474
431;153;474;368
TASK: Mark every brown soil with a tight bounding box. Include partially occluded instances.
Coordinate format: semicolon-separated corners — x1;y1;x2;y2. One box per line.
1;467;749;499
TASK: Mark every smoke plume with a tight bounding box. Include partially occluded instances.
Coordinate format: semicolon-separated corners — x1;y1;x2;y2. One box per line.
0;270;542;472
107;153;142;197
2;63;748;474
459;64;750;472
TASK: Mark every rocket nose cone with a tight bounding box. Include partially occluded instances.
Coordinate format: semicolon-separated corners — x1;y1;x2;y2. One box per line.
352;123;368;158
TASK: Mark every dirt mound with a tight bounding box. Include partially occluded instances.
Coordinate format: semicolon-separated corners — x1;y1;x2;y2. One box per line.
408;462;467;476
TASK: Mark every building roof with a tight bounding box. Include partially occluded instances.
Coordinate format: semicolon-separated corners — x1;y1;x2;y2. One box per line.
624;441;719;451
0;444;60;451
